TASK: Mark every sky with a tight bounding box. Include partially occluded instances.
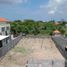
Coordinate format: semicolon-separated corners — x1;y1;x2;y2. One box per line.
0;0;67;21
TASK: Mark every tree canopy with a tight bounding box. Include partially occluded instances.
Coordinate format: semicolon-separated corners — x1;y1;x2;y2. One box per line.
10;19;66;36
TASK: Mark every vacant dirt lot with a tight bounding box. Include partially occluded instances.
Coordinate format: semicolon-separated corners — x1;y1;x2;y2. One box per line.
0;37;64;67
0;38;33;67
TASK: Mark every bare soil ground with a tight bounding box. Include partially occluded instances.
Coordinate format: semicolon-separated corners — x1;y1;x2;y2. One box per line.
0;37;64;67
0;38;32;67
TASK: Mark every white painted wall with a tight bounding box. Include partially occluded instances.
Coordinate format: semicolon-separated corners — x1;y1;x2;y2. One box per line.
0;22;10;35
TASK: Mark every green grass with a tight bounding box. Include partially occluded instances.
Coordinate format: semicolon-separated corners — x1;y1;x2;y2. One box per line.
13;47;31;55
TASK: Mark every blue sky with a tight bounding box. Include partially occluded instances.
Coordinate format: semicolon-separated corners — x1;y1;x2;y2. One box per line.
0;0;67;21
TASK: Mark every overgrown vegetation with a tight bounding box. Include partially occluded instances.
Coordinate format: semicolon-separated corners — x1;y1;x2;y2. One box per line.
10;19;67;36
13;47;31;55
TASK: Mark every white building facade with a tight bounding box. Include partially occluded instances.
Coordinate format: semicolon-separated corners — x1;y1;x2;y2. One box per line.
0;22;10;35
0;18;11;57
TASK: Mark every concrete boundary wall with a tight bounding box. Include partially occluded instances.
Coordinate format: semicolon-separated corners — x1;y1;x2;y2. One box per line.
26;59;65;67
24;35;51;38
0;34;22;58
52;36;66;67
52;36;67;57
11;34;22;48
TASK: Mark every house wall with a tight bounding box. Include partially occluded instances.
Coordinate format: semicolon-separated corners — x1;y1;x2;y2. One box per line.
0;37;11;57
0;22;10;35
0;22;11;57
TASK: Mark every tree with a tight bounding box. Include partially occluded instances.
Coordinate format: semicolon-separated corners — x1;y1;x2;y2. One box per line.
10;19;66;36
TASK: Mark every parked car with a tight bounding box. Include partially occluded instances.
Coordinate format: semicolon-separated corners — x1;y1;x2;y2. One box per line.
22;33;26;36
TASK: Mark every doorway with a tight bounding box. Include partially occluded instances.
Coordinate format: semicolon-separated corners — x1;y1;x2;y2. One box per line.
0;40;2;48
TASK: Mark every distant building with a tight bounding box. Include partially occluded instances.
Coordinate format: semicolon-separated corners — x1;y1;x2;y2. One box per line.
53;30;61;36
65;24;67;27
54;22;60;26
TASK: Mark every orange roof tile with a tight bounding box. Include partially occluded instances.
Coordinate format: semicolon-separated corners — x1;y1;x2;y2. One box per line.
53;30;61;34
0;18;9;22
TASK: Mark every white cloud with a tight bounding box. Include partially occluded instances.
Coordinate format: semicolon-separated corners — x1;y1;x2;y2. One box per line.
47;0;62;14
0;0;28;4
40;0;67;15
48;10;55;14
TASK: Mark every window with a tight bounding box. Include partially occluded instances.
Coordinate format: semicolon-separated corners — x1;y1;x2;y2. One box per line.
0;41;2;48
5;31;8;35
7;27;9;30
0;33;2;35
2;27;5;32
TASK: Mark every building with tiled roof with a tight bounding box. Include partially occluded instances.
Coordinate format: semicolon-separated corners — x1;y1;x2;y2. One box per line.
0;18;10;35
53;30;61;36
54;22;60;25
0;18;9;22
0;18;11;51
